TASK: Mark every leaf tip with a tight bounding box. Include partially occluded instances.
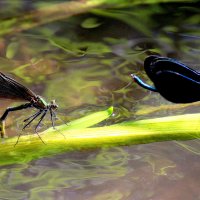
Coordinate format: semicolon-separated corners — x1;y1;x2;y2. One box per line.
107;106;114;115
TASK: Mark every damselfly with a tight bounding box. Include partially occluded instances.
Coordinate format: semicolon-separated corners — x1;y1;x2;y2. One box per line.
0;72;59;144
131;55;200;103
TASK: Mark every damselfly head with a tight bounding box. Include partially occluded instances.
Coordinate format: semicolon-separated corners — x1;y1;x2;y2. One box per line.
50;100;58;110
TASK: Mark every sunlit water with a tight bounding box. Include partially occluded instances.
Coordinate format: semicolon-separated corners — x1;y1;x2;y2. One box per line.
0;1;200;200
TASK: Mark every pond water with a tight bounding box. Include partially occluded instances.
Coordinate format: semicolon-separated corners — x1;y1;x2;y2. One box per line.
0;1;199;199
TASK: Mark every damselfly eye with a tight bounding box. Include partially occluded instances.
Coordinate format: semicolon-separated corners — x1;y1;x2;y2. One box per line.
50;100;58;110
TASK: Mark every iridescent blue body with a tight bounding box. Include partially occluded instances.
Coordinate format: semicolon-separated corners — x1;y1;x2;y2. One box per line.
131;55;200;103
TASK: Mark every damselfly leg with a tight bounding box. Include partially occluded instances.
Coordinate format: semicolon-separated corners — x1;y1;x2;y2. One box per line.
50;109;66;138
22;110;43;130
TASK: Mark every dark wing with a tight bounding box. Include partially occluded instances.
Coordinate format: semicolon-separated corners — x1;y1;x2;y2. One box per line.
154;70;200;103
0;72;37;101
144;56;200;83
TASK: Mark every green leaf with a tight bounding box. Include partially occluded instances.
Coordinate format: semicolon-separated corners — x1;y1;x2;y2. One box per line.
6;42;19;59
81;17;102;29
0;108;200;166
0;107;113;166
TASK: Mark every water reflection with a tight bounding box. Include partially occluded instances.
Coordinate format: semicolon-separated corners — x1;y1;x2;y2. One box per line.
0;1;200;199
0;142;199;199
0;147;128;199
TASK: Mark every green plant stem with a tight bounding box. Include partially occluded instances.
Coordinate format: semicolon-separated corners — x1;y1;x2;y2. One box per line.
0;109;200;166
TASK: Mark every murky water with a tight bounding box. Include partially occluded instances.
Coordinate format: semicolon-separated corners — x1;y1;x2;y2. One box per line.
0;1;199;199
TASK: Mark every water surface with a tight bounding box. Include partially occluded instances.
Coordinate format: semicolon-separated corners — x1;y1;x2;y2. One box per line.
0;1;199;199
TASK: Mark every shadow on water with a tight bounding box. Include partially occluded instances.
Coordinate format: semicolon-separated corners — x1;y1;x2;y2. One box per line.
0;1;199;199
